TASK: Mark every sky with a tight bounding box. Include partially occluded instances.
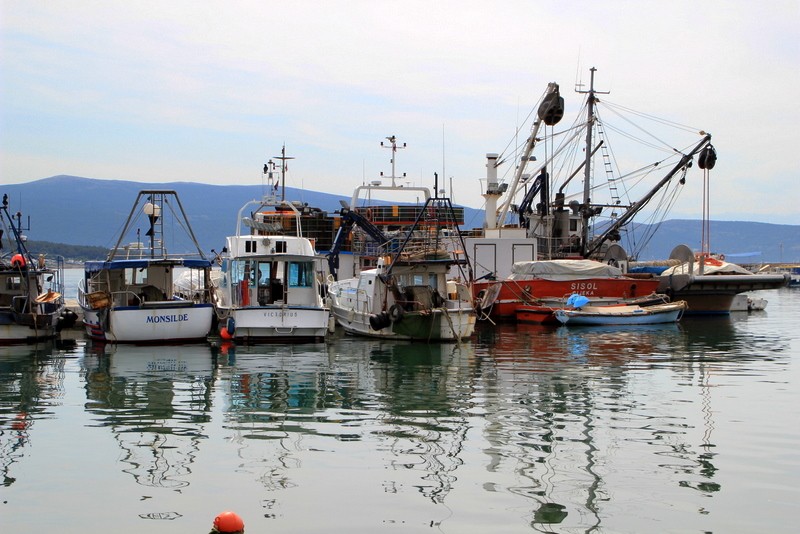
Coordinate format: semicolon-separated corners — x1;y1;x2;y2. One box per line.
1;0;799;225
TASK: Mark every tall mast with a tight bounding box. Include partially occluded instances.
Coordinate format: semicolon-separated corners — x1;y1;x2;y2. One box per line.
273;145;294;202
576;67;608;257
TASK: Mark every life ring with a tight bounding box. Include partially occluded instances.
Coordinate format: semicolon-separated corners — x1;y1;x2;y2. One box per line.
719;254;725;261
389;304;404;322
11;254;26;269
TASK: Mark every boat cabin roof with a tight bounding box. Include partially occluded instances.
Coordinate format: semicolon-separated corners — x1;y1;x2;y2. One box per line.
84;258;211;273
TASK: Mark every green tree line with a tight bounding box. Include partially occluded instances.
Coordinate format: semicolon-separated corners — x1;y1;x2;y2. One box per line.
9;240;109;262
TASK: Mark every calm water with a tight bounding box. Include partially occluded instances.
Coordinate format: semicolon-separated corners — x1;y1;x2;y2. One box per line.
1;279;799;533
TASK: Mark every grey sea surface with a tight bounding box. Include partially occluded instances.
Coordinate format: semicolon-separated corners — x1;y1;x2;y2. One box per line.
1;272;798;533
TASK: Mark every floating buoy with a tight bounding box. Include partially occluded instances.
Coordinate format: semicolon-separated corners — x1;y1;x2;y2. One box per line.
11;254;26;269
212;511;245;533
220;326;233;340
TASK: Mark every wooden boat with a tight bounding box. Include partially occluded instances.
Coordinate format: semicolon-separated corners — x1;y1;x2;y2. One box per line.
1;194;77;343
78;190;214;343
516;292;671;325
554;300;687;326
476;259;661;320
210;195;331;343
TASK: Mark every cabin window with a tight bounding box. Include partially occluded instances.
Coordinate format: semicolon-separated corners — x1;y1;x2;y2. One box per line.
125;268;146;285
288;261;314;288
276;241;287;253
570;219;578;232
5;276;21;290
256;262;272;285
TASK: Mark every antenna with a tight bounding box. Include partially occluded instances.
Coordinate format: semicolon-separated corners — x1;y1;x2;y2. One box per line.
442;123;446;193
272;144;295;201
380;135;406;186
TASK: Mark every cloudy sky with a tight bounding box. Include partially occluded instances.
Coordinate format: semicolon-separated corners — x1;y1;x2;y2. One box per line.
2;1;798;225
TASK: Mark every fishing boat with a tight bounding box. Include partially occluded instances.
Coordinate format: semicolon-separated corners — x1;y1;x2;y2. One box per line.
327;139;476;341
210;194;331;343
516;292;671;325
328;249;476;341
466;68;715;319
554;300;687;326
1;194;76;343
77;190;214;343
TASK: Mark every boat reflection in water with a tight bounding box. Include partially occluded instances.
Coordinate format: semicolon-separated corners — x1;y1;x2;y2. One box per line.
82;342;215;495
473;320;733;529
215;338;475;505
2;297;796;534
0;341;66;488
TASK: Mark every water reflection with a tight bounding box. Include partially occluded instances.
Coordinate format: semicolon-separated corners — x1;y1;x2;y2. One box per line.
2;292;796;533
82;342;215;490
0;341;67;487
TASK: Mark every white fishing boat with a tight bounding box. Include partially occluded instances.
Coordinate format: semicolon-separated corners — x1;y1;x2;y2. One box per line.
328;251;476;341
77;190;214;343
327;140;476;341
210;194;331;343
1;194;77;343
554;300;687;326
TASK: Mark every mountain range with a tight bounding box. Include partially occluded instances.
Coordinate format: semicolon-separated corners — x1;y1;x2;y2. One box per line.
3;175;799;263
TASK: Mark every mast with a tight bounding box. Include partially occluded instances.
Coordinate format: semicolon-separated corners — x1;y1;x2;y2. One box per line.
576;67;608;257
273;145;294;202
381;135;406;187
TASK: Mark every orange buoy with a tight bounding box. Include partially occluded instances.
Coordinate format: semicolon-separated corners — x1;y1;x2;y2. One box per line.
212;511;245;533
220;327;233;340
11;254;26;269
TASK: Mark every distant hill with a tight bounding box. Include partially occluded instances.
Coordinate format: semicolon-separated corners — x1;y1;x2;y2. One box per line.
2;175;485;255
3;176;799;263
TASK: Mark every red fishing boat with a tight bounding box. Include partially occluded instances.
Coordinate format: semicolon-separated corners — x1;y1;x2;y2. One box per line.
464;69;713;321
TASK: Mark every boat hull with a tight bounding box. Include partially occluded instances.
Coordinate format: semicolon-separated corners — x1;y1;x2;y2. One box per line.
220;306;329;342
0;313;60;343
81;303;214;343
554;302;686;326
515;305;560;325
331;305;476;341
658;273;789;314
